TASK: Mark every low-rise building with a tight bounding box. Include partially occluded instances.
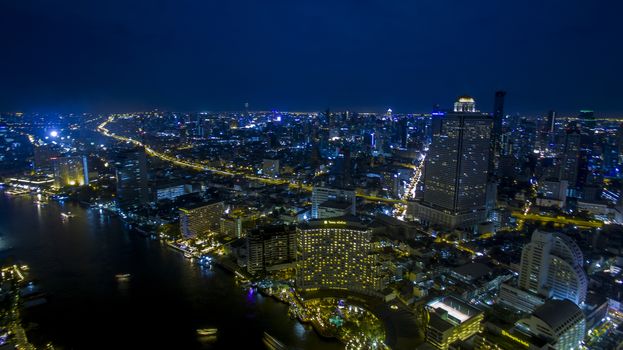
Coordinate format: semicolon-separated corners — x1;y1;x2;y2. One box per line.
424;296;484;350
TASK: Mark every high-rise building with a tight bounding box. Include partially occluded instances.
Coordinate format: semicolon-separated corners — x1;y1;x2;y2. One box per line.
33;145;60;171
560;126;581;188
454;96;477;113
296;219;381;295
424;296;484;350
247;225;296;275
518;230;587;305
311;186;356;219
398;117;409;148
52;155;88;188
579;109;595;131
114;148;148;212
490;91;506;176
515;299;586;350
339;146;353;188
412;96;492;231
179;200;225;238
546;110;556;134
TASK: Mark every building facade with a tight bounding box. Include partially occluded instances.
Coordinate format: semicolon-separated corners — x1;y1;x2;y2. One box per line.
179;200;225;238
114;148;148;212
425;296;484;350
518;230;587;305
515;299;586;350
413;96;492;231
247;225;296;275
296;219;381;295
53;155;88;188
311;186;356;219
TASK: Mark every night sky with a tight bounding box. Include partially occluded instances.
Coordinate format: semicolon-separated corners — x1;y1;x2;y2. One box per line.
2;0;622;115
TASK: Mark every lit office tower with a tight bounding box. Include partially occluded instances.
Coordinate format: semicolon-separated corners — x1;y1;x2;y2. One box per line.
559;125;581;188
247;225;296;275
311;186;356;219
114;148;149;212
179;200;225;238
296;219;381;295
518;230;587;305
490;90;506;176
413;96;492;231
52;155;88;188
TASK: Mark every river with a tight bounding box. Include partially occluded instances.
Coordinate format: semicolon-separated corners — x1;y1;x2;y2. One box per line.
0;194;341;349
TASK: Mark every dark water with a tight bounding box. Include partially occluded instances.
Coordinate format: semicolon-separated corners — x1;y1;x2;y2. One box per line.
0;194;341;350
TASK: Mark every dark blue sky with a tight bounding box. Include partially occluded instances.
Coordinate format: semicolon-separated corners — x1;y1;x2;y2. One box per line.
1;0;622;115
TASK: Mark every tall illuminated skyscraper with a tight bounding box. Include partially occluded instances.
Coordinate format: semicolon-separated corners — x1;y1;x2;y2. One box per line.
114;148;148;212
518;230;587;305
413;96;492;231
490;91;506;176
560;125;581;188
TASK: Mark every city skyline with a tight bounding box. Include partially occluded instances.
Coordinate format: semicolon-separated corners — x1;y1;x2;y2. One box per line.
1;2;622;349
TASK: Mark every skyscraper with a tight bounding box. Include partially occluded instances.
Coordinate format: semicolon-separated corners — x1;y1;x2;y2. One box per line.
560;125;581;188
490;91;506;176
114;147;149;212
579;109;595;131
518;230;587;305
413;96;492;231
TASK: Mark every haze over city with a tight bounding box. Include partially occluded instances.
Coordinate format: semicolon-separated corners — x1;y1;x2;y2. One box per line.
0;1;622;350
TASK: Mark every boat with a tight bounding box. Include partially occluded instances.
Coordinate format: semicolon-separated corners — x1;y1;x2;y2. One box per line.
115;273;131;281
263;332;287;350
61;212;75;219
196;328;218;336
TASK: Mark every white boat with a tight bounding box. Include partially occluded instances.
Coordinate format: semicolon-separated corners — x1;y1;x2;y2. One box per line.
263;332;287;350
196;328;218;336
61;212;75;219
115;273;131;280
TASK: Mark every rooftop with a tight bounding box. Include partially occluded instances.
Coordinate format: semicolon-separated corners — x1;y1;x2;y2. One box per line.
428;296;481;325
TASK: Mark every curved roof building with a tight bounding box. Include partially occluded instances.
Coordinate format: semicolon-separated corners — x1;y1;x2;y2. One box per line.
516;299;586;350
518;230;587;305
